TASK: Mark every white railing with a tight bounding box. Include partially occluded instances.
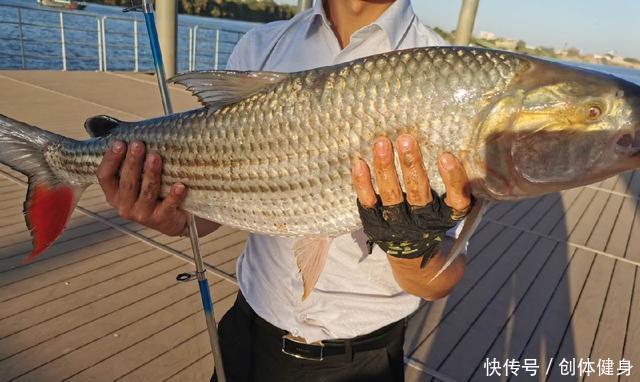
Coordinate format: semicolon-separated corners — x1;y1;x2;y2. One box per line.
0;4;244;72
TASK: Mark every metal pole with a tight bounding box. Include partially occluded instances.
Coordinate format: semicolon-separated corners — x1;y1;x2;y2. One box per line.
134;19;139;72
192;25;198;70
142;1;173;114
140;2;226;381
155;0;177;78
17;8;25;69
214;29;219;70
188;27;193;72
101;17;107;71
454;0;480;46
97;17;103;71
59;12;67;71
298;0;312;12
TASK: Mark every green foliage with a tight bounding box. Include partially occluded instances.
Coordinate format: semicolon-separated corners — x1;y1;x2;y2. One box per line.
84;0;296;22
180;0;298;22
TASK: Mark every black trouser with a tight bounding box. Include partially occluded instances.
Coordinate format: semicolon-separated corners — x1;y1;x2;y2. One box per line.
211;293;406;382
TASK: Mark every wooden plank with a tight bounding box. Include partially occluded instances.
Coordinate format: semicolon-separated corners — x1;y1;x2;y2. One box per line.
70;293;237;381
584;262;636;382
0;233;242;380
119;329;213;382
533;192;623;379
0;229;241;338
584;194;637;381
0;232;242;358
517;248;596;379
0;224;161;287
7;280;237;382
404;187;583;357
469;245;577;380
409;230;539;365
164;353;214;382
620;268;639;382
405;225;523;355
435;238;557;381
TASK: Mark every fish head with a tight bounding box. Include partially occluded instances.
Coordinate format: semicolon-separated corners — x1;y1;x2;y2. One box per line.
472;59;640;199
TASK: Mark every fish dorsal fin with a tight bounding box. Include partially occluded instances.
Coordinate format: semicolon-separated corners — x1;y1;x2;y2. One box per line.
293;236;333;300
84;115;122;137
170;70;289;110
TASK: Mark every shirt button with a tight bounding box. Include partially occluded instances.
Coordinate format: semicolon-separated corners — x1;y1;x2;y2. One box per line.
298;313;307;321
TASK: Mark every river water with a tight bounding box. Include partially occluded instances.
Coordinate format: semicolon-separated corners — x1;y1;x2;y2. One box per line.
0;0;258;71
1;0;639;86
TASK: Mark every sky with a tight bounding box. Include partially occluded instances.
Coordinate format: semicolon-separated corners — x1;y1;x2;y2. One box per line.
276;0;640;59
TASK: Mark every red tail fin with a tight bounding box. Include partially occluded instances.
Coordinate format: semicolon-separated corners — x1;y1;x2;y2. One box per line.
0;114;85;262
23;184;76;262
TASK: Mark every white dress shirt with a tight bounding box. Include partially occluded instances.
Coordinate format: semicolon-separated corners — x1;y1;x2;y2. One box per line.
226;0;448;343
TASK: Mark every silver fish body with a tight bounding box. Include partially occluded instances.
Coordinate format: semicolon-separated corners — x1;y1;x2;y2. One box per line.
45;47;537;237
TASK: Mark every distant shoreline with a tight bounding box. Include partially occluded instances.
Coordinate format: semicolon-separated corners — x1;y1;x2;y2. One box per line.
432;27;640;71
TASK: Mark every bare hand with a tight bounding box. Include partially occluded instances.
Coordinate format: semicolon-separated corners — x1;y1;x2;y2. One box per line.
97;140;188;236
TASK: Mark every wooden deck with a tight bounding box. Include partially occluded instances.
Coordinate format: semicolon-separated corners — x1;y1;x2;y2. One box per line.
0;71;638;381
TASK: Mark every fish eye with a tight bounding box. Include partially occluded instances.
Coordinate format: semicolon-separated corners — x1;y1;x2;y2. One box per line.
587;104;602;120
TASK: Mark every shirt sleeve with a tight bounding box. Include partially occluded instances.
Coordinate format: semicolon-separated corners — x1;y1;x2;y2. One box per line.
225;19;291;71
225;31;255;71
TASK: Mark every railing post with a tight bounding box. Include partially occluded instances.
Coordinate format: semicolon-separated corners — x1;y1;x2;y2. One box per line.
101;17;107;71
214;29;219;70
59;12;67;71
134;18;139;72
97;17;103;71
17;8;25;69
188;26;193;71
192;25;198;70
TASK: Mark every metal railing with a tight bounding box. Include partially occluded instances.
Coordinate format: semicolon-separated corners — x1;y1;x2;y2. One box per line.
0;4;244;72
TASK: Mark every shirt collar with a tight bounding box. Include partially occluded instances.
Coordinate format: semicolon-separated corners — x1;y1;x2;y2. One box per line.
306;0;415;49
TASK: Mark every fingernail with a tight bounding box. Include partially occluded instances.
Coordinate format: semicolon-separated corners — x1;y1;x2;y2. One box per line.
440;152;457;170
131;141;143;154
173;184;185;195
397;135;413;152
373;137;389;153
147;154;158;169
112;141;124;153
352;159;364;173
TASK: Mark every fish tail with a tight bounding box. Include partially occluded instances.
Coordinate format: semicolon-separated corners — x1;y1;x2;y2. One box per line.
0;114;85;262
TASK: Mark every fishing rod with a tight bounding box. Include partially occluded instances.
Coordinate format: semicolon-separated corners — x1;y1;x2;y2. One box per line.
124;2;227;381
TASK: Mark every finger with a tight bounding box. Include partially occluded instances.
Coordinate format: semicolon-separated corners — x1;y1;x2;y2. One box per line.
396;134;432;207
438;152;471;211
96;141;126;202
117;141;146;210
372;136;403;206
156;183;187;217
351;158;377;208
135;152;162;216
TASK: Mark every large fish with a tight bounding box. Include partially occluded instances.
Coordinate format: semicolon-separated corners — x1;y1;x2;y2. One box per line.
1;47;639;298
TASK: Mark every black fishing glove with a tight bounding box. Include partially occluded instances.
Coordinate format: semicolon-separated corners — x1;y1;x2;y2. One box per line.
357;189;471;267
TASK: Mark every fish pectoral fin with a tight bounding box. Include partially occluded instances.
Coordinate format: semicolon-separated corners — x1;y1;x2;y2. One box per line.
170;70;290;110
293;236;333;301
428;199;491;281
84;115;122;137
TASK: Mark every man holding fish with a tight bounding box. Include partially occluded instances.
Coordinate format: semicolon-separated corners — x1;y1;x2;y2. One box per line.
96;0;471;380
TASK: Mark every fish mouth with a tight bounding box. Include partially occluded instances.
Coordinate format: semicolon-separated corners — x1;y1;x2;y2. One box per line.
615;127;640;156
